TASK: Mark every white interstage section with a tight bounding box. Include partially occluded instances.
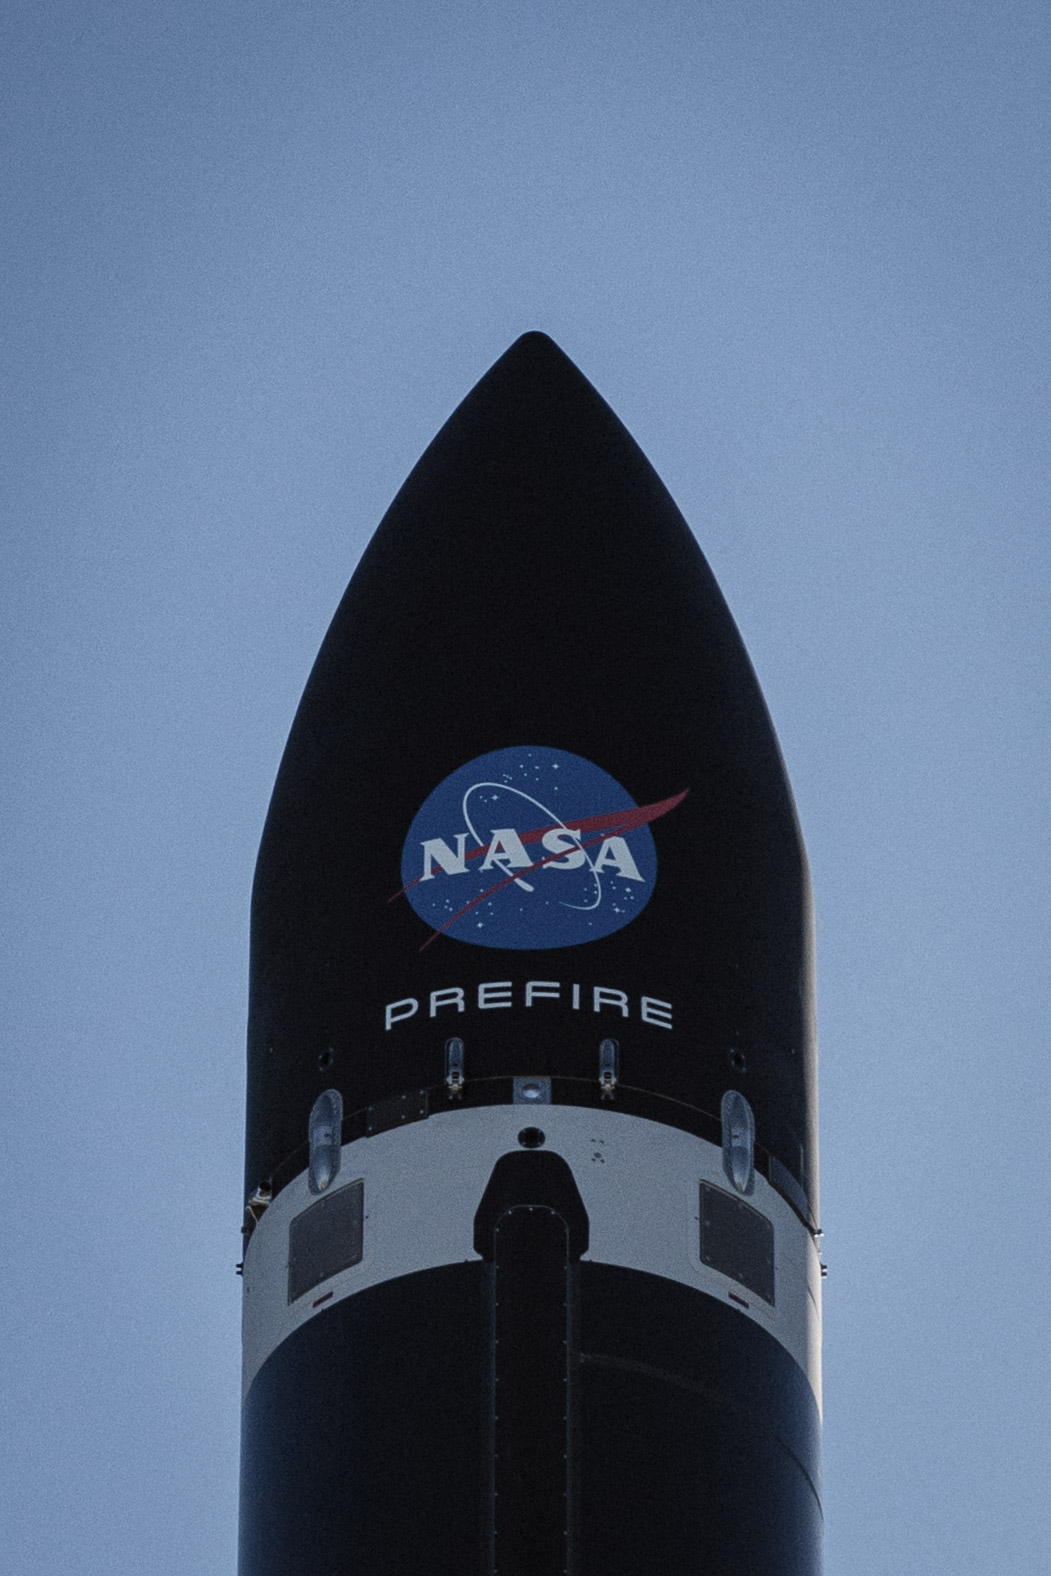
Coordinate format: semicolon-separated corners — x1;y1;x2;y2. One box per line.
242;1104;822;1408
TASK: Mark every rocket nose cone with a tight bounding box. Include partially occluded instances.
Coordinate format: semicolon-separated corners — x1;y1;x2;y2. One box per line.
263;329;794;881
248;334;815;1213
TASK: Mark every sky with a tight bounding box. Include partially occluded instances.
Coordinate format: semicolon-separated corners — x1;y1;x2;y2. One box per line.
2;2;1049;1571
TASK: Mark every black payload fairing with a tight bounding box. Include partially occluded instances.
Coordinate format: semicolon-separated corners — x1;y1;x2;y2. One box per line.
239;333;822;1574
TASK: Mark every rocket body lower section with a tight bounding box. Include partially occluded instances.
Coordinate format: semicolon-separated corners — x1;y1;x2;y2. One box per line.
239;1105;821;1574
240;1271;820;1575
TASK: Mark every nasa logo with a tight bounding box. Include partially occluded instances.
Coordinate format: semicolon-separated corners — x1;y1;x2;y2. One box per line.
395;745;686;951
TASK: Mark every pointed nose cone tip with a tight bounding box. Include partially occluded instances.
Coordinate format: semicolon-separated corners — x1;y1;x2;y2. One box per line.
493;328;576;367
248;335;816;1221
349;328;700;607
483;329;596;401
500;328;569;358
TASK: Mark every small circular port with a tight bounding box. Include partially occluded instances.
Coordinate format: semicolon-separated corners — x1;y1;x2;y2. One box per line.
729;1048;747;1073
518;1127;546;1149
318;1048;334;1071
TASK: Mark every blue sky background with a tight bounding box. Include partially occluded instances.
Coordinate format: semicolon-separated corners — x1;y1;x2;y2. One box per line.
3;3;1048;1571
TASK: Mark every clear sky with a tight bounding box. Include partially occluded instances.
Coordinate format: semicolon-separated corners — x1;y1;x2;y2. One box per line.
2;3;1048;1572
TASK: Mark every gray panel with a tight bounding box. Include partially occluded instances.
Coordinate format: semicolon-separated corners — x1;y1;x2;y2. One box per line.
288;1180;364;1303
699;1182;775;1306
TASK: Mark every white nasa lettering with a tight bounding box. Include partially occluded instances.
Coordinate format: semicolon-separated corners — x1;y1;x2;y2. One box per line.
525;980;560;1005
419;834;469;880
640;996;673;1029
385;997;418;1031
591;837;644;881
593;987;630;1016
420;827;645;886
478;981;513;1009
539;827;586;868
429;987;465;1017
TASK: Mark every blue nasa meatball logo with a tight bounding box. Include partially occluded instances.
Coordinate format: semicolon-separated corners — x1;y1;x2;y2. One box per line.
395;745;686;951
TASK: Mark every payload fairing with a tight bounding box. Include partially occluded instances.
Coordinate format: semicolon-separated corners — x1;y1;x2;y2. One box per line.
239;334;822;1574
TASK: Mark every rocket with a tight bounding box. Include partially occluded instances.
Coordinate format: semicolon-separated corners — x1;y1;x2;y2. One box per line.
238;333;822;1574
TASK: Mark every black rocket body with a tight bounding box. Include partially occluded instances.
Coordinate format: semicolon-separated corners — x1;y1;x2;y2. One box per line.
239;334;822;1574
